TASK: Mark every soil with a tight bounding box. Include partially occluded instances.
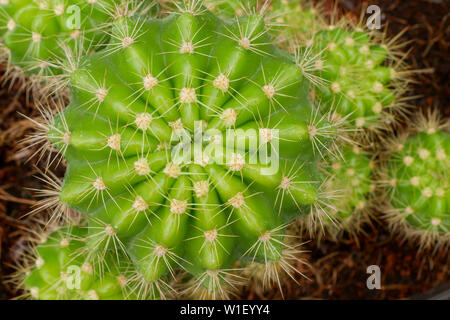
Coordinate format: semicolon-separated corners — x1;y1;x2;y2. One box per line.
0;0;449;300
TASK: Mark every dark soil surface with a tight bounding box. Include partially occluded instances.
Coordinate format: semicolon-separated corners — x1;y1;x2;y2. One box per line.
0;0;449;300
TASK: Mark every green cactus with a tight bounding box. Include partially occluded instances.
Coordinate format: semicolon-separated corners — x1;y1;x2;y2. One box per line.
202;0;257;18
22;2;342;299
262;1;411;131
308;26;402;130
382;111;449;250
304;144;374;239
17;225;140;300
0;0;157;89
268;0;323;44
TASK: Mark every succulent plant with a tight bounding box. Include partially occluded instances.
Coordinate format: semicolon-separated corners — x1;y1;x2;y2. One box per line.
21;1;346;299
380;111;449;250
268;0;323;44
299;144;374;241
307;26;400;130
261;1;412;132
0;0;158;93
202;0;257;18
18;225;137;300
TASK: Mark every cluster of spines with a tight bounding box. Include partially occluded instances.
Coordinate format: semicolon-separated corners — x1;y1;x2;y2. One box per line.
201;0;258;18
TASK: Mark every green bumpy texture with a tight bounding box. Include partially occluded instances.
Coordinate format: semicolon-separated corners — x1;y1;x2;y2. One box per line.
319;145;372;233
309;27;395;128
203;0;257;18
251;0;398;129
386;129;449;234
24;226;134;300
33;8;335;299
0;0;154;75
269;0;321;42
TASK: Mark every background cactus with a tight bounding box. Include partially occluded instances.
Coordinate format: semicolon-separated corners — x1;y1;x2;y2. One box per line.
20;3;344;299
202;0;257;18
307;26;400;130
18;225;137;300
381;111;449;250
0;0;159;93
261;0;413;132
302;144;374;240
268;0;323;44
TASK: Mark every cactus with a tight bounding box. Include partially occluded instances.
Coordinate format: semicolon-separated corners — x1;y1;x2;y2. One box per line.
301;144;374;240
268;0;323;44
16;225;138;300
307;26;400;130
380;111;449;250
21;2;345;299
202;0;257;18
0;0;158;93
262;1;412;132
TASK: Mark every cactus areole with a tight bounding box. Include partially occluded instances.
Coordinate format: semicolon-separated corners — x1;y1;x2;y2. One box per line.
26;6;337;299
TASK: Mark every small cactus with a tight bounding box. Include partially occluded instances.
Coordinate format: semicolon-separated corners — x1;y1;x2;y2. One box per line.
263;1;412;132
24;3;342;299
307;26;401;130
18;225;138;300
0;0;156;92
301;144;374;240
268;0;323;44
381;111;449;250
